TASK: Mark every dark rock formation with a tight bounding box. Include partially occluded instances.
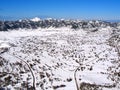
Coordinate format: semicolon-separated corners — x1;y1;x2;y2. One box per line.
0;18;118;31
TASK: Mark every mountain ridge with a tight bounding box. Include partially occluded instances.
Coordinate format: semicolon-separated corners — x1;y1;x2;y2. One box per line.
0;17;120;31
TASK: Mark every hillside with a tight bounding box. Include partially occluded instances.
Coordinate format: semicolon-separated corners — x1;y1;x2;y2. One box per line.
0;18;120;31
0;20;120;90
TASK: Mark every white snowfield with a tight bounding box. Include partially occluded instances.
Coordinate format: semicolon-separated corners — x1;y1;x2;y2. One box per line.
30;17;41;22
0;40;10;48
0;27;120;90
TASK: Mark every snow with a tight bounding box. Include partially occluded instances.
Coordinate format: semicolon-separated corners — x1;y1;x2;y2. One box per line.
0;27;119;90
0;43;10;48
7;85;15;90
30;17;41;22
0;40;10;49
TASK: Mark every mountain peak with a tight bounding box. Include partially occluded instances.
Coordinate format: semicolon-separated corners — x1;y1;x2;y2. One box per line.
30;17;41;22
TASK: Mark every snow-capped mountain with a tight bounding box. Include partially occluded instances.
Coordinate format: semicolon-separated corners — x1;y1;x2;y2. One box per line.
30;17;41;22
0;18;119;31
0;18;120;90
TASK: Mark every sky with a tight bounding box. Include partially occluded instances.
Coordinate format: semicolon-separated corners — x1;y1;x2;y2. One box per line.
0;0;120;20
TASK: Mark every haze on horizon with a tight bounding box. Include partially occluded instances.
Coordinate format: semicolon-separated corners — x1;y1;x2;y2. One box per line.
0;0;120;20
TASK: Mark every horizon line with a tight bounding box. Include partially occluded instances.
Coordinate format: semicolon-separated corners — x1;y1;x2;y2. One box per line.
0;16;120;22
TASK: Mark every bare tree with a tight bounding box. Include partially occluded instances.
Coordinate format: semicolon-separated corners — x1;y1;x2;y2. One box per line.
74;50;106;90
7;52;36;90
74;54;85;90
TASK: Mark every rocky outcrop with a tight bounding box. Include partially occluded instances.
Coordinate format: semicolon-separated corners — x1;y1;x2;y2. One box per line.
0;18;118;31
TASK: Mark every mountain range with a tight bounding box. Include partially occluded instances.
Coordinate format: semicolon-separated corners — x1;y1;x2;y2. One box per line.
0;17;120;31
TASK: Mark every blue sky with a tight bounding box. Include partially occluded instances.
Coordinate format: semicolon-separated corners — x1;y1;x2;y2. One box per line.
0;0;120;20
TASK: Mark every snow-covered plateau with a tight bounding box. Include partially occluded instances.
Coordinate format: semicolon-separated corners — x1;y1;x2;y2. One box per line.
0;20;120;90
